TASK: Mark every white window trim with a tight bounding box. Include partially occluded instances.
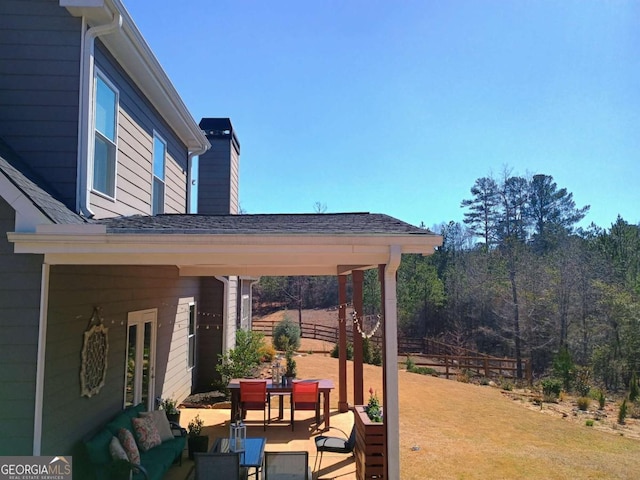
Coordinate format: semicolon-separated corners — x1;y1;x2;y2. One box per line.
152;131;167;215
187;302;196;372
90;68;119;202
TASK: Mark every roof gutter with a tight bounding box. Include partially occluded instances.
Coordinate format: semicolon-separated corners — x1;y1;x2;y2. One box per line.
187;143;209;213
76;7;122;218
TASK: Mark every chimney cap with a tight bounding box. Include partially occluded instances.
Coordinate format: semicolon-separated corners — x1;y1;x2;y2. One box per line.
199;118;233;132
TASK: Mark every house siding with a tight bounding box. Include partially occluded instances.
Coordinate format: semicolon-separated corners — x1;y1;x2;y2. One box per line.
0;199;44;455
195;277;224;392
90;43;189;218
197;135;240;215
0;0;81;210
40;265;199;459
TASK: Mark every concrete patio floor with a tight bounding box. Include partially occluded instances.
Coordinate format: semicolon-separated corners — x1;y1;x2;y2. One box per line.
162;404;356;480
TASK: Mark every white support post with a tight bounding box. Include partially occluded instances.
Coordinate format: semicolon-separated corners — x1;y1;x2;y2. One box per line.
33;263;50;455
384;245;401;480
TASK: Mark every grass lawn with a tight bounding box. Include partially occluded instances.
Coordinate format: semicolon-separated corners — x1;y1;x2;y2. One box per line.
294;352;639;480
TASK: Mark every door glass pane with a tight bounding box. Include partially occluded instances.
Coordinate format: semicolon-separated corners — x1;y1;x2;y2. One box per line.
142;322;152;408
125;325;137;407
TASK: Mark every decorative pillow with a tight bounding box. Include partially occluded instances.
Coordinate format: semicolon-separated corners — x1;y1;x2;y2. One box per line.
109;436;128;461
131;416;162;452
140;410;174;442
117;428;140;465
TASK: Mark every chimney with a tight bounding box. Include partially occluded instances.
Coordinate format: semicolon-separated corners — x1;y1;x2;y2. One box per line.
197;118;240;214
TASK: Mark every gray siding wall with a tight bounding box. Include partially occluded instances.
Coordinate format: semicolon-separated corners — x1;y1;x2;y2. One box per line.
195;277;223;392
197;135;239;214
0;0;81;210
41;265;199;458
90;43;189;218
0;199;44;454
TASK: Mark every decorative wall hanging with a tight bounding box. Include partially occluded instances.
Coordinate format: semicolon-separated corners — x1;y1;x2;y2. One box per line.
80;307;109;397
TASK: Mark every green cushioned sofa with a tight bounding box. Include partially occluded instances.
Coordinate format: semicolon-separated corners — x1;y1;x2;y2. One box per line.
83;403;186;480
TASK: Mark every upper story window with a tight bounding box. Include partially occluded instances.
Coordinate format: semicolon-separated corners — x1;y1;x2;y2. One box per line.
92;71;118;198
152;133;166;215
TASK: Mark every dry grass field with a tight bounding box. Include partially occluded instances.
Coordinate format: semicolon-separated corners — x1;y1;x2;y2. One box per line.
292;353;639;480
253;309;640;478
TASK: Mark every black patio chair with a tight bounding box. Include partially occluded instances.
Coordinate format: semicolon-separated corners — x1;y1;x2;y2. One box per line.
313;423;356;474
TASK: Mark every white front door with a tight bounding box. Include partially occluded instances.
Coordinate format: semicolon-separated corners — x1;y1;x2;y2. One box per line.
125;309;157;410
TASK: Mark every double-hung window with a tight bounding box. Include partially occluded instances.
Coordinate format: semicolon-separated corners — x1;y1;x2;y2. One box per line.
92;72;118;197
152;133;166;214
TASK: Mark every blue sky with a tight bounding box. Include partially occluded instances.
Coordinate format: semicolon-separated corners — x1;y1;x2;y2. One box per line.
125;0;639;230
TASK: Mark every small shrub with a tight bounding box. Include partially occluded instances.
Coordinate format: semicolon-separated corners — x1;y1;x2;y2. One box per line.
362;337;373;364
501;379;514;391
552;346;575;392
627;401;640;419
574;366;592;397
456;369;471;383
216;329;265;385
412;366;438;376
259;344;276;362
577;397;591;411
284;348;297;378
618;399;628;425
272;315;301;351
330;342;353;360
598;389;606;410
629;372;640;403
370;343;383;366
405;356;416;371
540;378;562;402
586;419;594;427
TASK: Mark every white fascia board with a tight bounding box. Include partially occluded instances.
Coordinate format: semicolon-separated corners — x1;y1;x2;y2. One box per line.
7;232;438;255
36;224;106;234
179;265;374;277
0;172;52;232
61;0;209;154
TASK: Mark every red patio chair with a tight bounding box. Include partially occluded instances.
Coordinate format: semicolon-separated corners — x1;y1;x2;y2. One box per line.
240;380;268;431
291;380;320;431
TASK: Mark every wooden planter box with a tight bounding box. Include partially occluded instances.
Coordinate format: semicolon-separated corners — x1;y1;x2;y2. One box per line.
354;406;386;480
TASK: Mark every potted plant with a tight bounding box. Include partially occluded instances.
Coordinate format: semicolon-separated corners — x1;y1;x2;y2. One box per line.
187;414;209;460
364;387;383;423
284;348;297;386
354;387;385;479
160;397;180;424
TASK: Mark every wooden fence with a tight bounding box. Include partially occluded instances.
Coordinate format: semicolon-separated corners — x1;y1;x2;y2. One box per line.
401;352;531;382
252;320;531;382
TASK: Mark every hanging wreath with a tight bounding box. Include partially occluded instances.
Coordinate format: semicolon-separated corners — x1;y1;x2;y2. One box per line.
80;308;109;397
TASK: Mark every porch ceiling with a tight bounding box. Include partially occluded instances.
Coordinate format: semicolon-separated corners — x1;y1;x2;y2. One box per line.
8;213;442;275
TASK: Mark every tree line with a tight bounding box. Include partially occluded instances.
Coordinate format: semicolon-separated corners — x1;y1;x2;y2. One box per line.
253;170;640;390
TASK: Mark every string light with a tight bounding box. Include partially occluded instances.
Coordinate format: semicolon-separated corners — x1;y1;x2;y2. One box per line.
351;311;382;339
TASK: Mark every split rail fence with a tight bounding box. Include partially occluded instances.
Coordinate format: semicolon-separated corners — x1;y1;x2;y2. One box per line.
252;319;531;382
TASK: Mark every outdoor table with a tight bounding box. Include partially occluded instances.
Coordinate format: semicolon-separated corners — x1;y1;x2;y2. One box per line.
212;436;266;479
229;378;335;430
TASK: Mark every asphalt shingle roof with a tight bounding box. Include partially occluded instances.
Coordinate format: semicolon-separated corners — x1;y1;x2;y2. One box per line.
0;139;87;225
96;213;433;236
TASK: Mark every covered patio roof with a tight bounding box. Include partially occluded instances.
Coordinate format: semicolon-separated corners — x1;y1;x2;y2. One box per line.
8;213;441;276
8;211;442;479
